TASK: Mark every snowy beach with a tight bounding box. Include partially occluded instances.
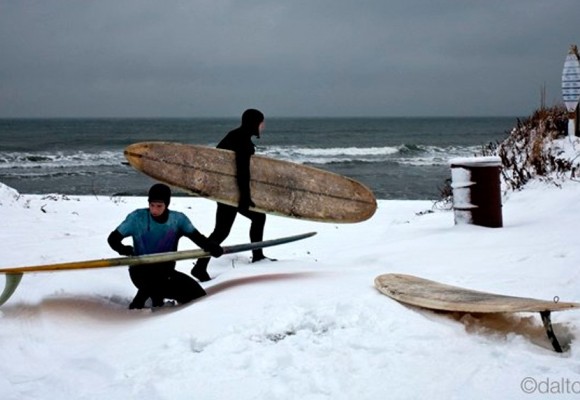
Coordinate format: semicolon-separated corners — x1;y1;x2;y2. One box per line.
1;177;580;399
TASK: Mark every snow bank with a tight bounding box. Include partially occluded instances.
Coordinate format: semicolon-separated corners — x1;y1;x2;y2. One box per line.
1;178;580;399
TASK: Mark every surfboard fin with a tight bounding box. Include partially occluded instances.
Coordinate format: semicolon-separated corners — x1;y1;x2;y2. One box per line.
540;311;564;353
0;273;23;307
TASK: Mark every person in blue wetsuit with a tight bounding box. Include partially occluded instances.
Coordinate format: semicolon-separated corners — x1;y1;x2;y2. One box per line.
191;109;274;282
108;183;223;309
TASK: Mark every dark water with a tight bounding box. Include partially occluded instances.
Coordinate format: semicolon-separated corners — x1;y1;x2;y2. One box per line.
0;117;516;199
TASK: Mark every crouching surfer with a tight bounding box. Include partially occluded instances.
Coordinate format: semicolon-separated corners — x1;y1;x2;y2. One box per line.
107;183;223;309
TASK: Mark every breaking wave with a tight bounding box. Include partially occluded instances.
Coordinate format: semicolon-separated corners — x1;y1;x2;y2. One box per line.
260;144;483;166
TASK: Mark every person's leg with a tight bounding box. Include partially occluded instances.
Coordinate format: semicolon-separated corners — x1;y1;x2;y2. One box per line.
149;263;176;307
149;279;168;308
239;209;269;261
191;203;237;281
128;267;152;309
129;263;175;308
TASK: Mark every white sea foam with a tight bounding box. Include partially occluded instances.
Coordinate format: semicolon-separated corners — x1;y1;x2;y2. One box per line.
260;146;401;164
0;151;124;169
260;144;482;165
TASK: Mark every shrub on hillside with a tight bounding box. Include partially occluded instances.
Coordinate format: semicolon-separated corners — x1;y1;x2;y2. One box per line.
437;105;579;208
481;105;575;191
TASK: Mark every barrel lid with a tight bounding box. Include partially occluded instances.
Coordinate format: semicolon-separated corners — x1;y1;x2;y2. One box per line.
449;156;502;167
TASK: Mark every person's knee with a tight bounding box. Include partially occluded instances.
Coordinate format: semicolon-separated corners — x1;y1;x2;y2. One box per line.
169;273;207;304
176;286;206;304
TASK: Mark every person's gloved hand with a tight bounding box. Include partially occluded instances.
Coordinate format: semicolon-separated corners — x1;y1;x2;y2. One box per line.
206;241;223;258
119;245;134;256
186;230;223;258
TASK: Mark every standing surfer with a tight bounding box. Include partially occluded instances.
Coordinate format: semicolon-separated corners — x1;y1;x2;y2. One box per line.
191;109;275;282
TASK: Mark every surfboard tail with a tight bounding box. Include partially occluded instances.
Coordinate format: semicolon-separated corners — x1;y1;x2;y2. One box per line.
0;273;23;307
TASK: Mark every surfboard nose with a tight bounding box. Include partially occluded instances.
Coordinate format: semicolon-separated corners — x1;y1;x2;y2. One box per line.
124;142;145;157
124;142;150;169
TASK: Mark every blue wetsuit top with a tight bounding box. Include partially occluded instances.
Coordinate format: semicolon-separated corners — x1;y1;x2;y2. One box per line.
115;209;196;256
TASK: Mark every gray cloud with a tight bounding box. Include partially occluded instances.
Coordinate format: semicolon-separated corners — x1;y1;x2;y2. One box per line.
0;0;578;117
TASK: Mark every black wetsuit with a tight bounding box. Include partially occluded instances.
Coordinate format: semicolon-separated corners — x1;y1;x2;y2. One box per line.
191;110;266;281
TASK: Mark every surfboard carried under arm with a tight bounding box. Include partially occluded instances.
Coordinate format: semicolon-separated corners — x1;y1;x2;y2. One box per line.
375;273;580;353
0;232;316;307
124;142;377;223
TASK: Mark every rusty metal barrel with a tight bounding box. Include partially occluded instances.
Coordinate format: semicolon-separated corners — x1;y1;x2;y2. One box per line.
449;156;503;228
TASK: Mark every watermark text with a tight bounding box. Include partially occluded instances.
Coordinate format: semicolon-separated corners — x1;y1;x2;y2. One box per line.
521;377;580;395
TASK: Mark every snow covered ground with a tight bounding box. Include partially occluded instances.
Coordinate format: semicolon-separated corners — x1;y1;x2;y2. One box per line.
1;178;580;399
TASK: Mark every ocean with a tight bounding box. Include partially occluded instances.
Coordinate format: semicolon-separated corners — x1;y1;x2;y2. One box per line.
0;117;517;200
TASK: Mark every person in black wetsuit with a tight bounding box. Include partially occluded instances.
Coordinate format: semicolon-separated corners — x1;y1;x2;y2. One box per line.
191;109;274;282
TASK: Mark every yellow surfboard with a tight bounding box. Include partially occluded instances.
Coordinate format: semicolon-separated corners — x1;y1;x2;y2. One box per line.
0;232;316;307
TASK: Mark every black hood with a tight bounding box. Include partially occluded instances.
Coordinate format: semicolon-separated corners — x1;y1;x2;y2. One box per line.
148;183;171;206
241;109;264;137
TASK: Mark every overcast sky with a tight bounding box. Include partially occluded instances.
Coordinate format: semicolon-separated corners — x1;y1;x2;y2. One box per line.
1;0;579;118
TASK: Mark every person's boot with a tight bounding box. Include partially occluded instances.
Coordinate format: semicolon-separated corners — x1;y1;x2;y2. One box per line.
191;258;211;282
151;297;165;308
251;250;277;263
129;290;148;309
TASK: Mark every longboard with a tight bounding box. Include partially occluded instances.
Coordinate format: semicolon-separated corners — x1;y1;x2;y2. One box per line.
0;232;316;307
375;273;580;352
124;142;376;223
